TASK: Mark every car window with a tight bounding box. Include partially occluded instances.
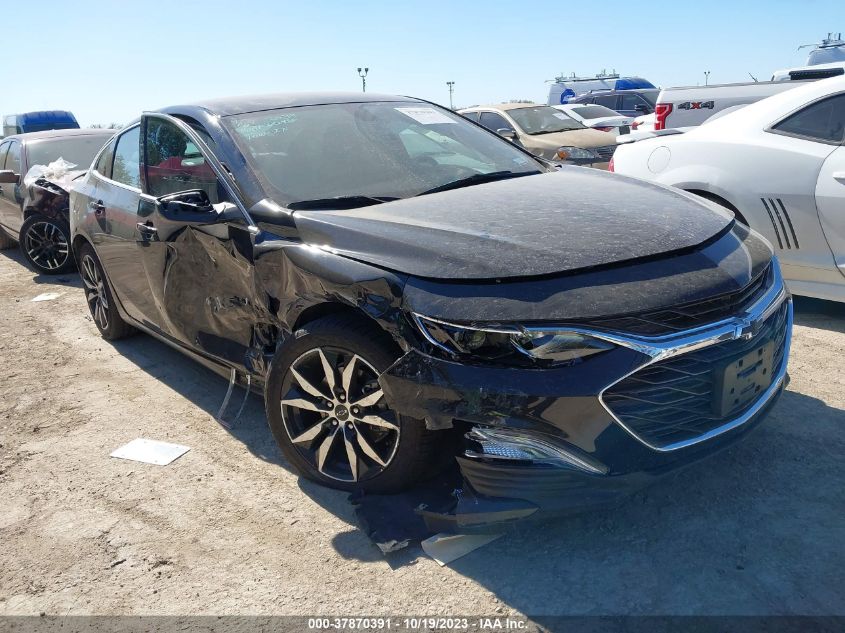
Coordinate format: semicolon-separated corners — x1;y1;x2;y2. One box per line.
111;126;141;188
594;95;619;109
507;106;585;134
226;101;540;205
6;141;21;174
772;94;845;143
0;142;9;169
95;139;116;179
571;105;620;119
478;111;512;132
461;111;480;123
144;118;222;202
620;93;647;111
27;136;111;170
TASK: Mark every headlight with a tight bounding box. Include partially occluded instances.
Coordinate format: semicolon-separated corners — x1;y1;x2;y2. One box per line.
556;146;600;161
413;314;615;366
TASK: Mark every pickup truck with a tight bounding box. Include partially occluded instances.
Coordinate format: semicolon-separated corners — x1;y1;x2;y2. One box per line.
653;62;844;130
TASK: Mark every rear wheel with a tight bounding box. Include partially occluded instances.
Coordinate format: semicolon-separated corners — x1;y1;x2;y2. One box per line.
78;243;135;340
265;313;442;493
0;226;15;250
20;214;74;274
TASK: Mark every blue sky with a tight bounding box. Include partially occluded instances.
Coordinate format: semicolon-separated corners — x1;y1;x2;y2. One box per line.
5;0;841;125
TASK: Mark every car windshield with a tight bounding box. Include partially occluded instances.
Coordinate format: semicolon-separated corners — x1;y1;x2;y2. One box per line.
571;105;621;119
507;106;586;134
225;102;542;207
27;135;111;170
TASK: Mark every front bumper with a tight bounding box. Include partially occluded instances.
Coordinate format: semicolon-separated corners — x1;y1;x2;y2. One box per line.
380;264;792;518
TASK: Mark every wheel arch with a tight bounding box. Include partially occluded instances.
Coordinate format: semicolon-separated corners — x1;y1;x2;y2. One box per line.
684;189;749;226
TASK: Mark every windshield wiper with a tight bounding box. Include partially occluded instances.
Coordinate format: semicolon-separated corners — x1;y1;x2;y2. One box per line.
287;195;399;210
416;170;537;197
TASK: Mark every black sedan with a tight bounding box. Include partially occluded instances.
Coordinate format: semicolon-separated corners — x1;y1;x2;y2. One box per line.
69;93;791;516
0;129;115;273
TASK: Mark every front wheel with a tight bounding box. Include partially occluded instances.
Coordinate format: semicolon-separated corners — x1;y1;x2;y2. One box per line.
20;214;74;274
265;313;442;493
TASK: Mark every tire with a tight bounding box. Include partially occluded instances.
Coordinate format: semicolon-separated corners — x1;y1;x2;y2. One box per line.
19;214;74;274
265;313;442;493
0;226;15;250
78;242;136;341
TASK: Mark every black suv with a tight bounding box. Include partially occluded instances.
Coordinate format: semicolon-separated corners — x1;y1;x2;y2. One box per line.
69;93;791;517
569;89;660;117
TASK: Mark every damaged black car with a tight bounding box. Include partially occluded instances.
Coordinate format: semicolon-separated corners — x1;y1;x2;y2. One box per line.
69;93;791;517
0;129;115;273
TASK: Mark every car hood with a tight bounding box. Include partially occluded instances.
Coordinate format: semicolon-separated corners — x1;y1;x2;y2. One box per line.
524;128;617;149
292;169;734;280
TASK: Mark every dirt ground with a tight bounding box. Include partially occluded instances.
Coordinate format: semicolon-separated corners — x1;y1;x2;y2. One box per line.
1;246;844;618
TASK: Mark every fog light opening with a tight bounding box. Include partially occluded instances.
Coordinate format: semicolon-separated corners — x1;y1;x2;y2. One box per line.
465;427;607;474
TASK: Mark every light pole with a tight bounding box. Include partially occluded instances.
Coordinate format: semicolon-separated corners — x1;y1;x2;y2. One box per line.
446;81;455;110
357;67;369;92
704;71;711;86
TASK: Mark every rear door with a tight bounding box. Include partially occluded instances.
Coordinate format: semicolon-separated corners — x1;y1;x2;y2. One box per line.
88;124;163;326
0;141;12;232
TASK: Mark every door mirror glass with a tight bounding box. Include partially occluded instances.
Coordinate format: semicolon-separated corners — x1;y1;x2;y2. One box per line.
634;103;650;114
0;169;19;183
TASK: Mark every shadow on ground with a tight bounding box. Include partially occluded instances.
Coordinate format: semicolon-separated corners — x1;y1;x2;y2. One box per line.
97;290;845;615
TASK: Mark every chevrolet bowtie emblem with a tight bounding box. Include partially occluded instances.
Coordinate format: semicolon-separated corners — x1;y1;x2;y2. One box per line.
734;315;761;340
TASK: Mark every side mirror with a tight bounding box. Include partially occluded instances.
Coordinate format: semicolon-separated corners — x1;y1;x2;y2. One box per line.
634;103;651;114
0;169;19;184
157;189;242;224
496;127;518;141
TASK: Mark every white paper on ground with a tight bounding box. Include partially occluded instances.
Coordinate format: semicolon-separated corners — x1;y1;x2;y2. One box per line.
421;532;503;566
31;292;64;302
110;438;190;466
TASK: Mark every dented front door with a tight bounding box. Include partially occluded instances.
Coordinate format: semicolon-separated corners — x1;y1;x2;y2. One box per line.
136;114;264;368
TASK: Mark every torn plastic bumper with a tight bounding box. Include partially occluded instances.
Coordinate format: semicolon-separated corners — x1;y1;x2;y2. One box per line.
380;347;785;521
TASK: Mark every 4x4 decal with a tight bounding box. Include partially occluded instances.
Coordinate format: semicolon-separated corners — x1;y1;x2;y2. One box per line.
678;101;715;110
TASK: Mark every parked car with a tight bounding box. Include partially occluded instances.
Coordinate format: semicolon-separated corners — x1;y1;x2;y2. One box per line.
547;74;656;105
553;104;634;134
3;111;79;137
70;92;790;518
0;129;114;273
567;89;660;118
459;104;617;167
613;75;845;303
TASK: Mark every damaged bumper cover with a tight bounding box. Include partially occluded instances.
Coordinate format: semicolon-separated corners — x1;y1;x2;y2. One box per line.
380;268;792;520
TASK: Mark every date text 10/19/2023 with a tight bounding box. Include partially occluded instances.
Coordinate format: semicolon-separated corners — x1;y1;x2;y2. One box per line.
307;617;531;631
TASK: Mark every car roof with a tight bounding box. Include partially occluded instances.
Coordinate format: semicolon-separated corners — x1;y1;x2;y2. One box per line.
2;128;114;143
160;92;423;117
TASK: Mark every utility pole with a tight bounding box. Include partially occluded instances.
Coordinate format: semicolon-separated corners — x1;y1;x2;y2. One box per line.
357;67;369;92
446;81;455;110
704;70;711;86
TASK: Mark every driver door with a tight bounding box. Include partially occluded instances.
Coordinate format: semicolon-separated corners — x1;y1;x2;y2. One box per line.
137;114;260;365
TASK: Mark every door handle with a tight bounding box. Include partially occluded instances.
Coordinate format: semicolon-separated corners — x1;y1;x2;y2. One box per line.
89;200;106;215
136;222;158;239
833;171;845;183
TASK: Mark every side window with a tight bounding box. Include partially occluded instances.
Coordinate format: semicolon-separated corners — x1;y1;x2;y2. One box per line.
95;139;116;179
0;142;9;169
144;118;222;202
478;111;513;132
6;141;21;174
772;94;845;143
461;111;480;123
594;95;619;109
112;126;141;188
621;93;647;112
